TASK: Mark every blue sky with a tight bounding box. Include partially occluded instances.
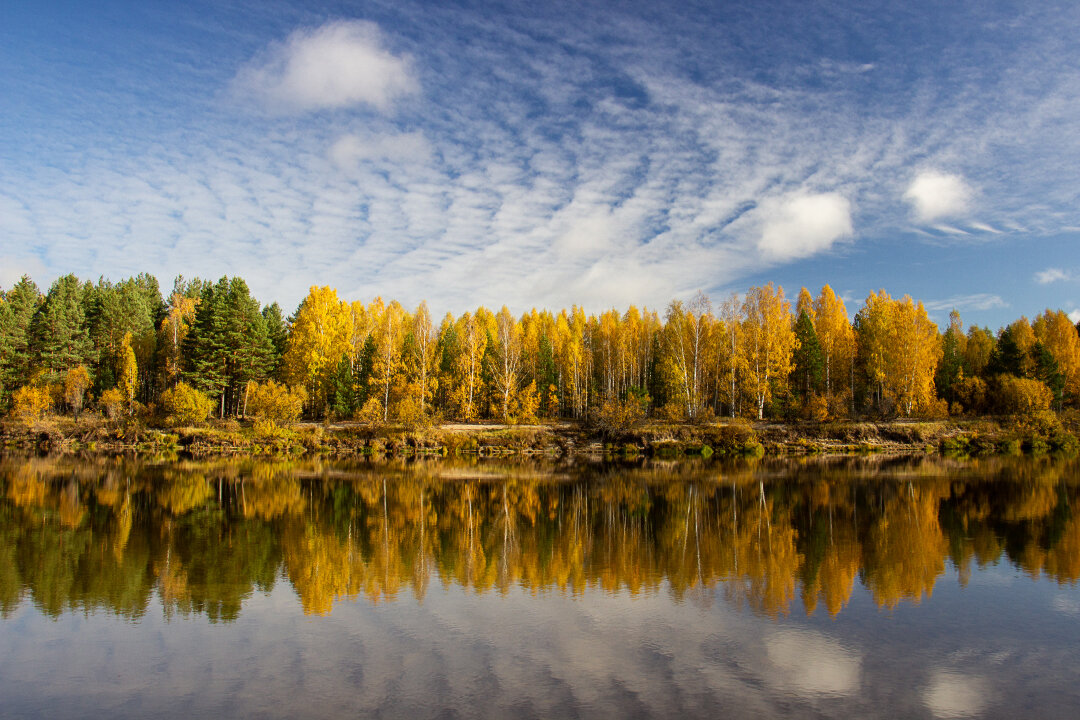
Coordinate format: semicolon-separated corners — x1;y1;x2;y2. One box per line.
2;0;1079;328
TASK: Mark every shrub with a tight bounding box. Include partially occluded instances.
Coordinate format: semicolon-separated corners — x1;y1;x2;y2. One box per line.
594;393;648;433
803;395;829;422
63;366;92;419
246;380;306;427
954;376;988;414
356;397;383;425
11;384;51;422
392;396;432;430
160;382;213;427
99;387;126;421
991;375;1053;415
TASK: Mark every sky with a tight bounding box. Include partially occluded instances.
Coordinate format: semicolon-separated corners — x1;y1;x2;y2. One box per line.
2;0;1079;329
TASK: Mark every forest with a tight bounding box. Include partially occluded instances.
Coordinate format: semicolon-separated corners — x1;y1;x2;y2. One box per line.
1;272;1079;429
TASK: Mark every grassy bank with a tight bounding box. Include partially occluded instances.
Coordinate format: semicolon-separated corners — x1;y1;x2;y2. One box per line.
3;412;1078;460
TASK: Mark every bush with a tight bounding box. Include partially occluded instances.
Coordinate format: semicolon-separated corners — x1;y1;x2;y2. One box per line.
954;376;988;414
11;384;51;422
802;395;829;422
392;396;432;430
63;366;92;419
160;382;213;427
356;397;384;425
991;375;1053;415
594;393;648;433
246;380;306;427
99;387;126;421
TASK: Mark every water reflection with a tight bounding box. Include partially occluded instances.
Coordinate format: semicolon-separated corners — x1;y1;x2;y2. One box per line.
1;454;1079;621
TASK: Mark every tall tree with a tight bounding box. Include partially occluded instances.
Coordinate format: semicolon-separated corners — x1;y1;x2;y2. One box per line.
410;301;437;412
792;309;823;403
491;306;524;421
936;310;967;405
1033;309;1080;404
282;286;351;416
813;285;853;400
0;275;41;407
30;274;92;382
741;283;796;419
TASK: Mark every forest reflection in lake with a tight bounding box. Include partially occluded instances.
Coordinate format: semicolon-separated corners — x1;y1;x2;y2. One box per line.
1;453;1079;718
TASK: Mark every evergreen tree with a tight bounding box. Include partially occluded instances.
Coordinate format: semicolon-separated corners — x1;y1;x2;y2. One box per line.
0;275;41;407
792;309;823;403
183;280;229;416
1034;342;1065;408
262;302;289;379
30;274;92;382
936;310;966;403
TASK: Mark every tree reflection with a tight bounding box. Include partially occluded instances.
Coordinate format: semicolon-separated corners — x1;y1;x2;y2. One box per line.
1;455;1079;620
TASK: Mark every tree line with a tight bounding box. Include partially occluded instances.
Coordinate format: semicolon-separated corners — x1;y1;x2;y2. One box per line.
2;272;1079;424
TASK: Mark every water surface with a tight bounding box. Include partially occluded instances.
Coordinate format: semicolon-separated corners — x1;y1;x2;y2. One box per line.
1;454;1078;718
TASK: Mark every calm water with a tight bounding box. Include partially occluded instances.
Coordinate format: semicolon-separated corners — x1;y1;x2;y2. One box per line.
1;453;1079;719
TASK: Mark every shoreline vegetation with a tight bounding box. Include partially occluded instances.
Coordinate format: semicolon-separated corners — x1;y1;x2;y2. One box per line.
2;413;1077;460
3;272;1080;462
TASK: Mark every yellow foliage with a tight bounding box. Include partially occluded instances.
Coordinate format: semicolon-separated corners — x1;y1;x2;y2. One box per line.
118;332;138;411
99;388;124;420
803;394;829;422
246;380;306;427
63;365;92;418
160;382;214;426
392;395;431;430
356;396;384;425
741;283;796;419
594;393;647;431
512;380;541;423
1033;309;1080;401
11;384;51;421
992;374;1053;415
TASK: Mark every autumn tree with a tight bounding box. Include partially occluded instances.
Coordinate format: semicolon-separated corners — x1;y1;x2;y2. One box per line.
1033;309;1080;404
370;299;408;422
936;310;967;406
63;365;92;420
118;332;138;414
282;286;350;416
716;293;744;417
813;285;853;406
158;285;199;389
491;306;524;421
409;301;438;413
741;284;796;419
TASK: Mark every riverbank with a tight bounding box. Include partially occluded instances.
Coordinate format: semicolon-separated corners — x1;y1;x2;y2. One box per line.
3;413;1077;459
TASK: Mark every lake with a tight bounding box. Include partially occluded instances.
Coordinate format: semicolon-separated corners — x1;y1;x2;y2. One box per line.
1;453;1078;718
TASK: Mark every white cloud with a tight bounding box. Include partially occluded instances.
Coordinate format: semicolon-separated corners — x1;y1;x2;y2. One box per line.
904;171;973;223
923;293;1007;314
931;224;970;236
1069;309;1080;324
1035;267;1071;284
330;131;432;168
968;222;1003;234
757;192;853;261
232;21;418;113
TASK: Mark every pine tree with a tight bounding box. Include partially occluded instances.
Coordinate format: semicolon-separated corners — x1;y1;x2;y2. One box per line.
792;310;823;403
0;275;41;407
30;274;92;382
